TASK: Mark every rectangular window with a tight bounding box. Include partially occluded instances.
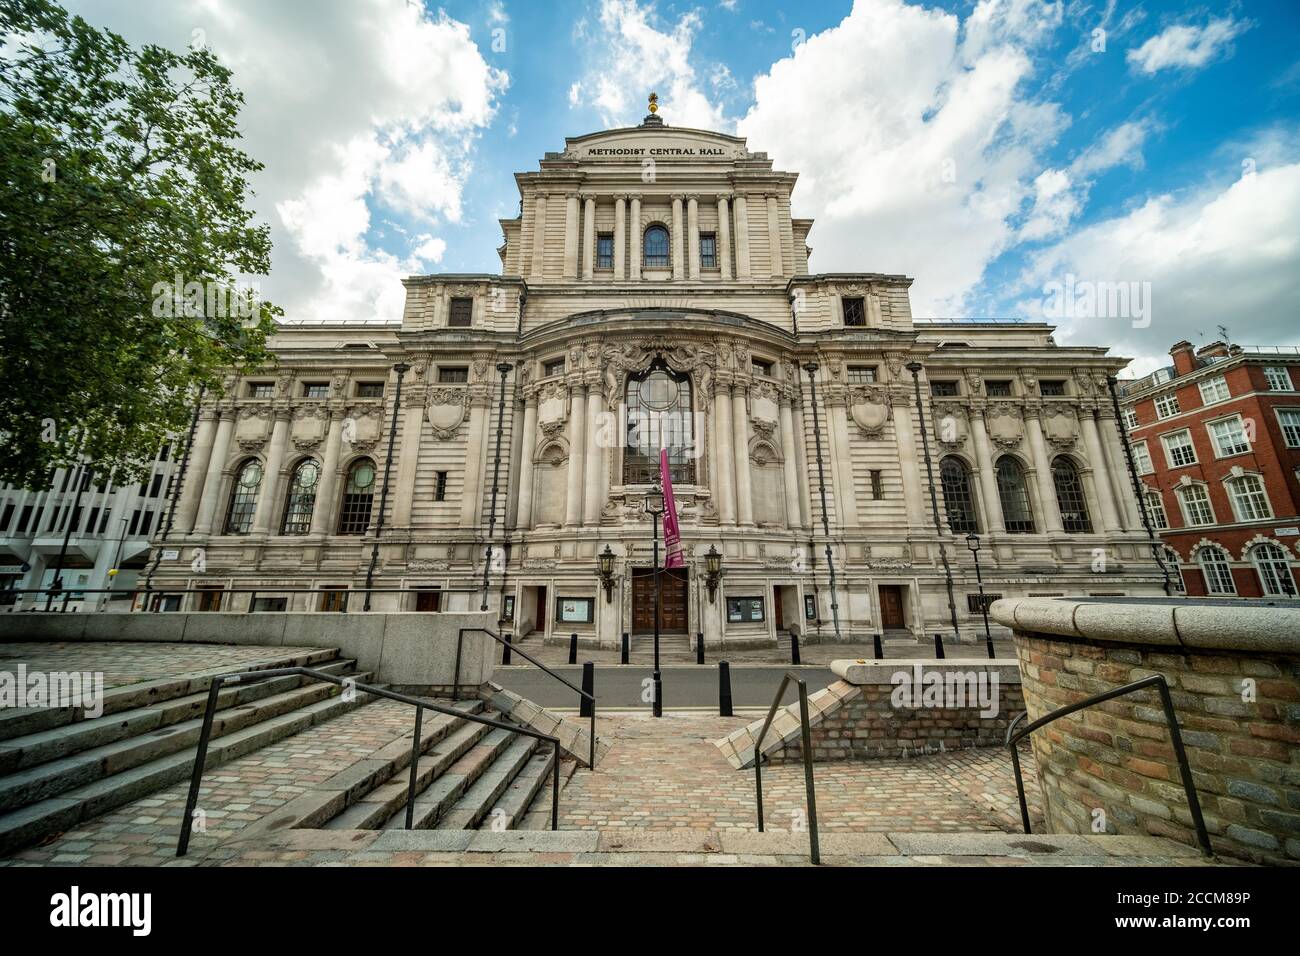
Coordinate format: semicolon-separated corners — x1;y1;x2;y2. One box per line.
752;359;773;377
1123;408;1139;431
543;358;566;378
1154;392;1180;419
848;366;878;384
302;382;329;399
596;233;614;270
1162;431;1197;468
355;382;385;398
967;593;1003;613
319;589;349;612
251;597;288;613
0;503;12;533
804;594;816;620
1178;485;1215;526
870;470;884;500
1040;380;1066;397
699;232;717;269
434;471;448;502
726;596;766;624
1208;417;1250;457
1146;491;1168;530
555;596;594;624
1229;475;1271;521
985;380;1012;397
930;380;960;397
438;367;469;384
1278;408;1300;447
842;297;866;326
448;297;473;327
1264;366;1293;391
1198;375;1230;405
148;473;164;498
247;382;274;398
501;595;515;622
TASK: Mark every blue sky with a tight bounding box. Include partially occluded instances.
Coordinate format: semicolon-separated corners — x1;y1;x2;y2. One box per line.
68;0;1300;373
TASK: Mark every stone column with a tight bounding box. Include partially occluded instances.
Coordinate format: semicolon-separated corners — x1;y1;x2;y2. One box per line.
1080;412;1121;532
792;402;812;527
731;386;754;526
671;196;685;279
562;193;580;278
250;412;290;535
687;195;700;279
390;399;425;529
717;194;733;280
1100;411;1139;528
613;196;626;279
970;410;1005;532
564;384;588;526
309;413;344;536
516;394;539;530
583;385;606;525
531;192;548;278
1024;410;1064;533
733;195;751;279
177;411;217;533
778;397;802;529
629;196;642;280
713;384;736;524
891;397;927;530
766;194;784;277
581;197;596;281
828;396;858;527
193;412;235;535
460;395;489;528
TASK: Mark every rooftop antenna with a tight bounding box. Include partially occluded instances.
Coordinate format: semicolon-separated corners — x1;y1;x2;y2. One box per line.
1217;325;1232;349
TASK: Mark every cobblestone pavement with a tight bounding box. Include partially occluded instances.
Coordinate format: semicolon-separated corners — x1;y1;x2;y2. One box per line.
0;641;325;689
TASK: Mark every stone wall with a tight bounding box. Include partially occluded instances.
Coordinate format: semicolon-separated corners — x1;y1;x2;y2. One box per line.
992;597;1300;866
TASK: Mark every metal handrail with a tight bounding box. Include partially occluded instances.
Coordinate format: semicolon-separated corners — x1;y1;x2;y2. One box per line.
2;585;492;614
455;627;597;769
751;672;820;864
1005;674;1212;856
175;665;562;857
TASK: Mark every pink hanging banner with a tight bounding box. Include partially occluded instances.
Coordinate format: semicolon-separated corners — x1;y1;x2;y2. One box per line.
660;447;685;568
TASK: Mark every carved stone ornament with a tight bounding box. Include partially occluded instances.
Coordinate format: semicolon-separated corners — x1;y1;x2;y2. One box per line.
407;559;450;572
849;385;889;438
986;402;1024;448
426;387;470;441
599;338;718;413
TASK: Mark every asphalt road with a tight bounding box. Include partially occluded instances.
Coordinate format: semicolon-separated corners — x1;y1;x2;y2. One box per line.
494;663;837;710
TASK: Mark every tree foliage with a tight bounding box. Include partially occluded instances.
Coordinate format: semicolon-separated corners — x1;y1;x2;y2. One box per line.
0;0;278;487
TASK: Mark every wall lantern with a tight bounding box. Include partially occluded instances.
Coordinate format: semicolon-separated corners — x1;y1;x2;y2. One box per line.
704;544;724;603
598;545;617;603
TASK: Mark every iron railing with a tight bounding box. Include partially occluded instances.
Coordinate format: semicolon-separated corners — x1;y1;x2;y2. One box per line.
1005;674;1212;856
454;626;597;769
752;672;820;864
2;585;491;614
175;665;562;857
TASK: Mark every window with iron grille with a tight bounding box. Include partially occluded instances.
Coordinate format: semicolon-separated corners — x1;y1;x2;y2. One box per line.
1264;366;1293;391
434;471;448;502
1177;484;1215;526
1051;457;1092;533
752;359;773;377
848;366;877;384
448;297;473;327
1040;380;1066;397
841;296;866;326
623;360;695;485
996;457;1035;533
986;380;1012;397
1197;547;1236;594
337;459;376;535
1228;474;1271;521
438;366;468;384
939;457;978;533
224;459;263;535
280;459;319;535
543;358;565;378
596;233;614;270
302;382;329;399
930;380;959;397
1162;430;1197;468
643;225;670;267
1251;543;1296;596
870;470;884;500
1146;490;1168;530
248;382;274;399
967;593;1002;613
1154;392;1180;419
699;232;717;268
1198;375;1230;405
355;382;384;398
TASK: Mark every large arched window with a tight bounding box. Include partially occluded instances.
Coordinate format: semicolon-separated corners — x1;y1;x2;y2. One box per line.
1197;546;1236;595
224;459;263;535
623;360;695;485
643;224;670;268
1250;543;1296;596
281;458;320;535
996;457;1035;533
939;456;978;533
1051;457;1092;533
336;458;376;535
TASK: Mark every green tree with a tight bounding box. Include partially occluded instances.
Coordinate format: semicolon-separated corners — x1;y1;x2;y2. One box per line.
0;0;278;488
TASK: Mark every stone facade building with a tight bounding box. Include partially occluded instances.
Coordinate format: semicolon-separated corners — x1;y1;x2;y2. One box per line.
150;109;1165;646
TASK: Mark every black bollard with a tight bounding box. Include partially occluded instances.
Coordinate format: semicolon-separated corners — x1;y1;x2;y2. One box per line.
568;632;578;665
579;662;594;717
502;632;512;665
873;633;884;660
718;661;733;717
620;631;629;665
933;632;946;660
696;631;705;665
789;630;801;665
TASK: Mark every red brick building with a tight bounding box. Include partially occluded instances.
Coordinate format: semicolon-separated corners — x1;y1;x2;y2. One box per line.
1118;340;1300;598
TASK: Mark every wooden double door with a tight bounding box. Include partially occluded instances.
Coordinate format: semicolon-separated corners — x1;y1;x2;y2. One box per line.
632;568;688;633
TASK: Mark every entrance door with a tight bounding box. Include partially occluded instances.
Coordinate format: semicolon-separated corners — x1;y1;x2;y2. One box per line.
632;568;688;633
879;585;906;629
535;586;547;635
774;587;785;632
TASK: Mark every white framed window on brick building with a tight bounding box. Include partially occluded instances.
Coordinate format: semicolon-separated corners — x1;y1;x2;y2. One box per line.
1198;375;1230;405
1177;483;1215;526
1162;430;1197;468
1131;441;1153;474
1208;416;1250;458
1197;546;1236;594
1154;392;1180;419
1226;474;1272;522
1145;490;1168;529
1264;366;1293;391
1123;407;1139;431
1277;408;1300;447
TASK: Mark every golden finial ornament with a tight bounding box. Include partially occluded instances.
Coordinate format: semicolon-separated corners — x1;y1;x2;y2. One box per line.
648;92;659;114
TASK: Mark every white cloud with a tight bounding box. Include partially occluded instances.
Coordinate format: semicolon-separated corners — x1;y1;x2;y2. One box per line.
1127;16;1249;75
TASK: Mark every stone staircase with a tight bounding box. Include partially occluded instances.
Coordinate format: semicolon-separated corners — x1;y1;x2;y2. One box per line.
0;647;373;856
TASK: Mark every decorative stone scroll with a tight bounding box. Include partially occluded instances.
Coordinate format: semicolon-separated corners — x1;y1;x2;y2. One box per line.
426;387;470;441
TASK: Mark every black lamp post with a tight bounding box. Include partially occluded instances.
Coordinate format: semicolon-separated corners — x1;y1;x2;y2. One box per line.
966;532;995;659
802;362;842;640
644;484;665;718
364;361;410;611
481;362;513;611
598;545;616;603
704;544;722;603
48;467;92;611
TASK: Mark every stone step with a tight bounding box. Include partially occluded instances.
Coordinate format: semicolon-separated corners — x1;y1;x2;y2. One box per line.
0;675;374;856
0;646;342;742
436;734;540;830
479;748;555;831
520;757;580;831
392;726;517;831
0;659;356;775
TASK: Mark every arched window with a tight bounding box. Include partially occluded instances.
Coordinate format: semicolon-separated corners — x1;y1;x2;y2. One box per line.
643;225;670;268
1051;457;1092;533
281;458;320;535
1197;546;1236;595
1251;543;1296;596
623;359;695;485
996;457;1035;533
224;459;263;535
1165;548;1186;592
1227;474;1272;521
939;457;978;533
336;458;376;535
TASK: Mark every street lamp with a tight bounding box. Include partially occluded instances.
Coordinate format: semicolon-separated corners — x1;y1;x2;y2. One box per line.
597;545;616;603
643;485;665;718
364;362;410;611
966;532;995;659
704;544;723;603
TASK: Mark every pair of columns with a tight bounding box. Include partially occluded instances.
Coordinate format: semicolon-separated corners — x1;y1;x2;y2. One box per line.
514;382;607;530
